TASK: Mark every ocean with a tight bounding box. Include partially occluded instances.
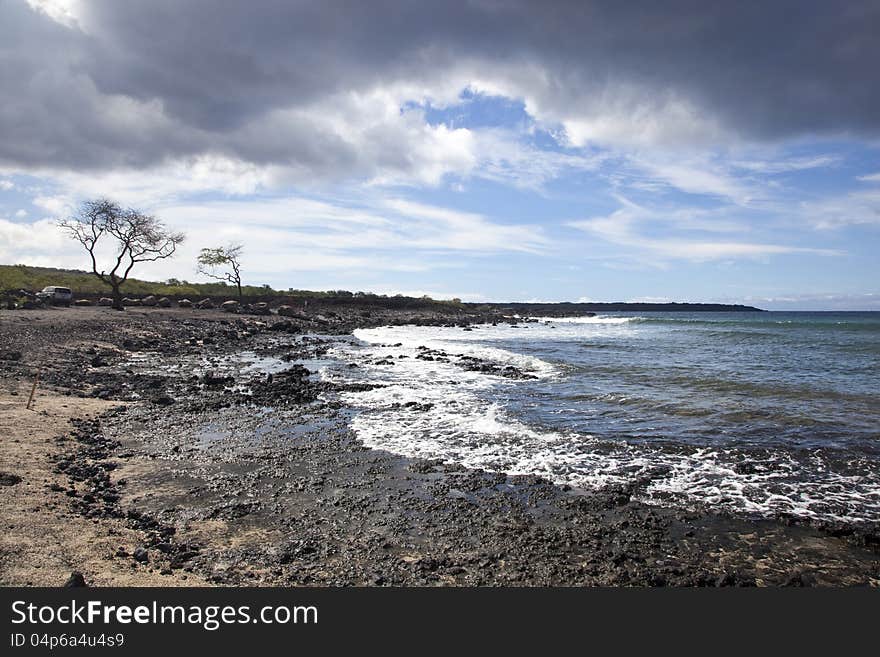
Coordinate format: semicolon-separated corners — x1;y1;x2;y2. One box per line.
317;312;880;524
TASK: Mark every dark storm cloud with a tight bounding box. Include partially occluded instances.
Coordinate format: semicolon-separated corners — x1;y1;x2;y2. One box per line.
2;0;879;173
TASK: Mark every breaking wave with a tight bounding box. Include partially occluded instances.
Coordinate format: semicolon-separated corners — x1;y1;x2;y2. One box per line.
318;318;880;524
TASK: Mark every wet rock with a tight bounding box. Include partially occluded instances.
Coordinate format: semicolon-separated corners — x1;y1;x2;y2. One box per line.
122;297;141;306
196;299;214;310
178;299;193;308
156;297;172;307
457;356;537;380
221;300;240;313
141;295;157;307
250;364;321;405
98;297;113;306
202;371;234;386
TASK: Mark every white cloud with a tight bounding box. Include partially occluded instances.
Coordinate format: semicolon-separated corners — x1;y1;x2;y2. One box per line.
470;129;606;190
555;91;726;150
467;71;728;150
627;157;755;203
628;295;673;303
381;198;547;253
0;217;71;264
801;189;880;229
732;155;840;174
32;195;73;216
857;172;880;182
0;193;550;287
738;292;880;310
24;0;83;28
568;197;841;261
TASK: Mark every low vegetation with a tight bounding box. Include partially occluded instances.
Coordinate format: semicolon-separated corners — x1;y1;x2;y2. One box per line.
0;264;463;307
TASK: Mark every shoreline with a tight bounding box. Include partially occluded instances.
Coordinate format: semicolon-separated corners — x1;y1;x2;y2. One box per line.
1;306;878;586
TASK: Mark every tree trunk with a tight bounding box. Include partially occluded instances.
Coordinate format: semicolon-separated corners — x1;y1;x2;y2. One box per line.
237;280;242;301
111;283;124;311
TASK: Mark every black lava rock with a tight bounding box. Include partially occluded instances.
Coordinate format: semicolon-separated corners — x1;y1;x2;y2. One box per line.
63;572;87;588
0;472;22;486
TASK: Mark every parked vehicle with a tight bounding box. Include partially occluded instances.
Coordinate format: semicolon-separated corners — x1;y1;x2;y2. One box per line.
36;286;73;306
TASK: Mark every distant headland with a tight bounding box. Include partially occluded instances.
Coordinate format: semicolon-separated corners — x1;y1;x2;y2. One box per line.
488;301;764;314
0;264;763;313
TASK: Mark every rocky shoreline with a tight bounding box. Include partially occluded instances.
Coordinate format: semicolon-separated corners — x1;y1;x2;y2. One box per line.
1;305;878;586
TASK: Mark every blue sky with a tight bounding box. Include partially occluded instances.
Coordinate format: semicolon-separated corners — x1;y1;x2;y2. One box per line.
1;1;879;309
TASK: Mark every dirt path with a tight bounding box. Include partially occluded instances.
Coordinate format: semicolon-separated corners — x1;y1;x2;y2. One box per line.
0;385;207;586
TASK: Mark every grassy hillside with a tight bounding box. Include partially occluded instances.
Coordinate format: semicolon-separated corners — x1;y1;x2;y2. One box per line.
1;263;280;298
0;264;463;308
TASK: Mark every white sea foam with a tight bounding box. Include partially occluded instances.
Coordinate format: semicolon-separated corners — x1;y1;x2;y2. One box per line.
532;315;639;325
321;323;880;524
352;325;559;378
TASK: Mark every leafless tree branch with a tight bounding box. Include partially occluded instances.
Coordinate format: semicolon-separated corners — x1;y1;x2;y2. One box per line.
58;198;185;310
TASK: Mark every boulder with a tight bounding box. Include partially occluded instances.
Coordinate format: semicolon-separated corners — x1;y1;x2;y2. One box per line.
0;472;22;486
98;297;114;306
178;298;193;308
63;572;88;588
249;302;270;315
220;299;240;312
73;299;93;306
141;295;157;306
277;305;296;316
196;298;214;310
122;297;141;306
156;297;172;308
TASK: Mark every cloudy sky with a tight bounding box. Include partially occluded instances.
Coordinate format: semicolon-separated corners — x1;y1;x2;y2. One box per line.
1;0;879;308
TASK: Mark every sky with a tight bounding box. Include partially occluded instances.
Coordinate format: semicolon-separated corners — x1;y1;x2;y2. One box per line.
1;1;879;309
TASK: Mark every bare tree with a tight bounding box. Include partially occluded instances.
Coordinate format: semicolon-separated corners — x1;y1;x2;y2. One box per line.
196;244;244;300
58;198;185;310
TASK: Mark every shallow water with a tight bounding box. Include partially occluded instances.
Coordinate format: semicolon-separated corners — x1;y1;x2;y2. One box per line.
319;312;880;524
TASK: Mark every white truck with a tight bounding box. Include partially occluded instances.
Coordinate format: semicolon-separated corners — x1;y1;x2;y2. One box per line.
36;286;73;306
